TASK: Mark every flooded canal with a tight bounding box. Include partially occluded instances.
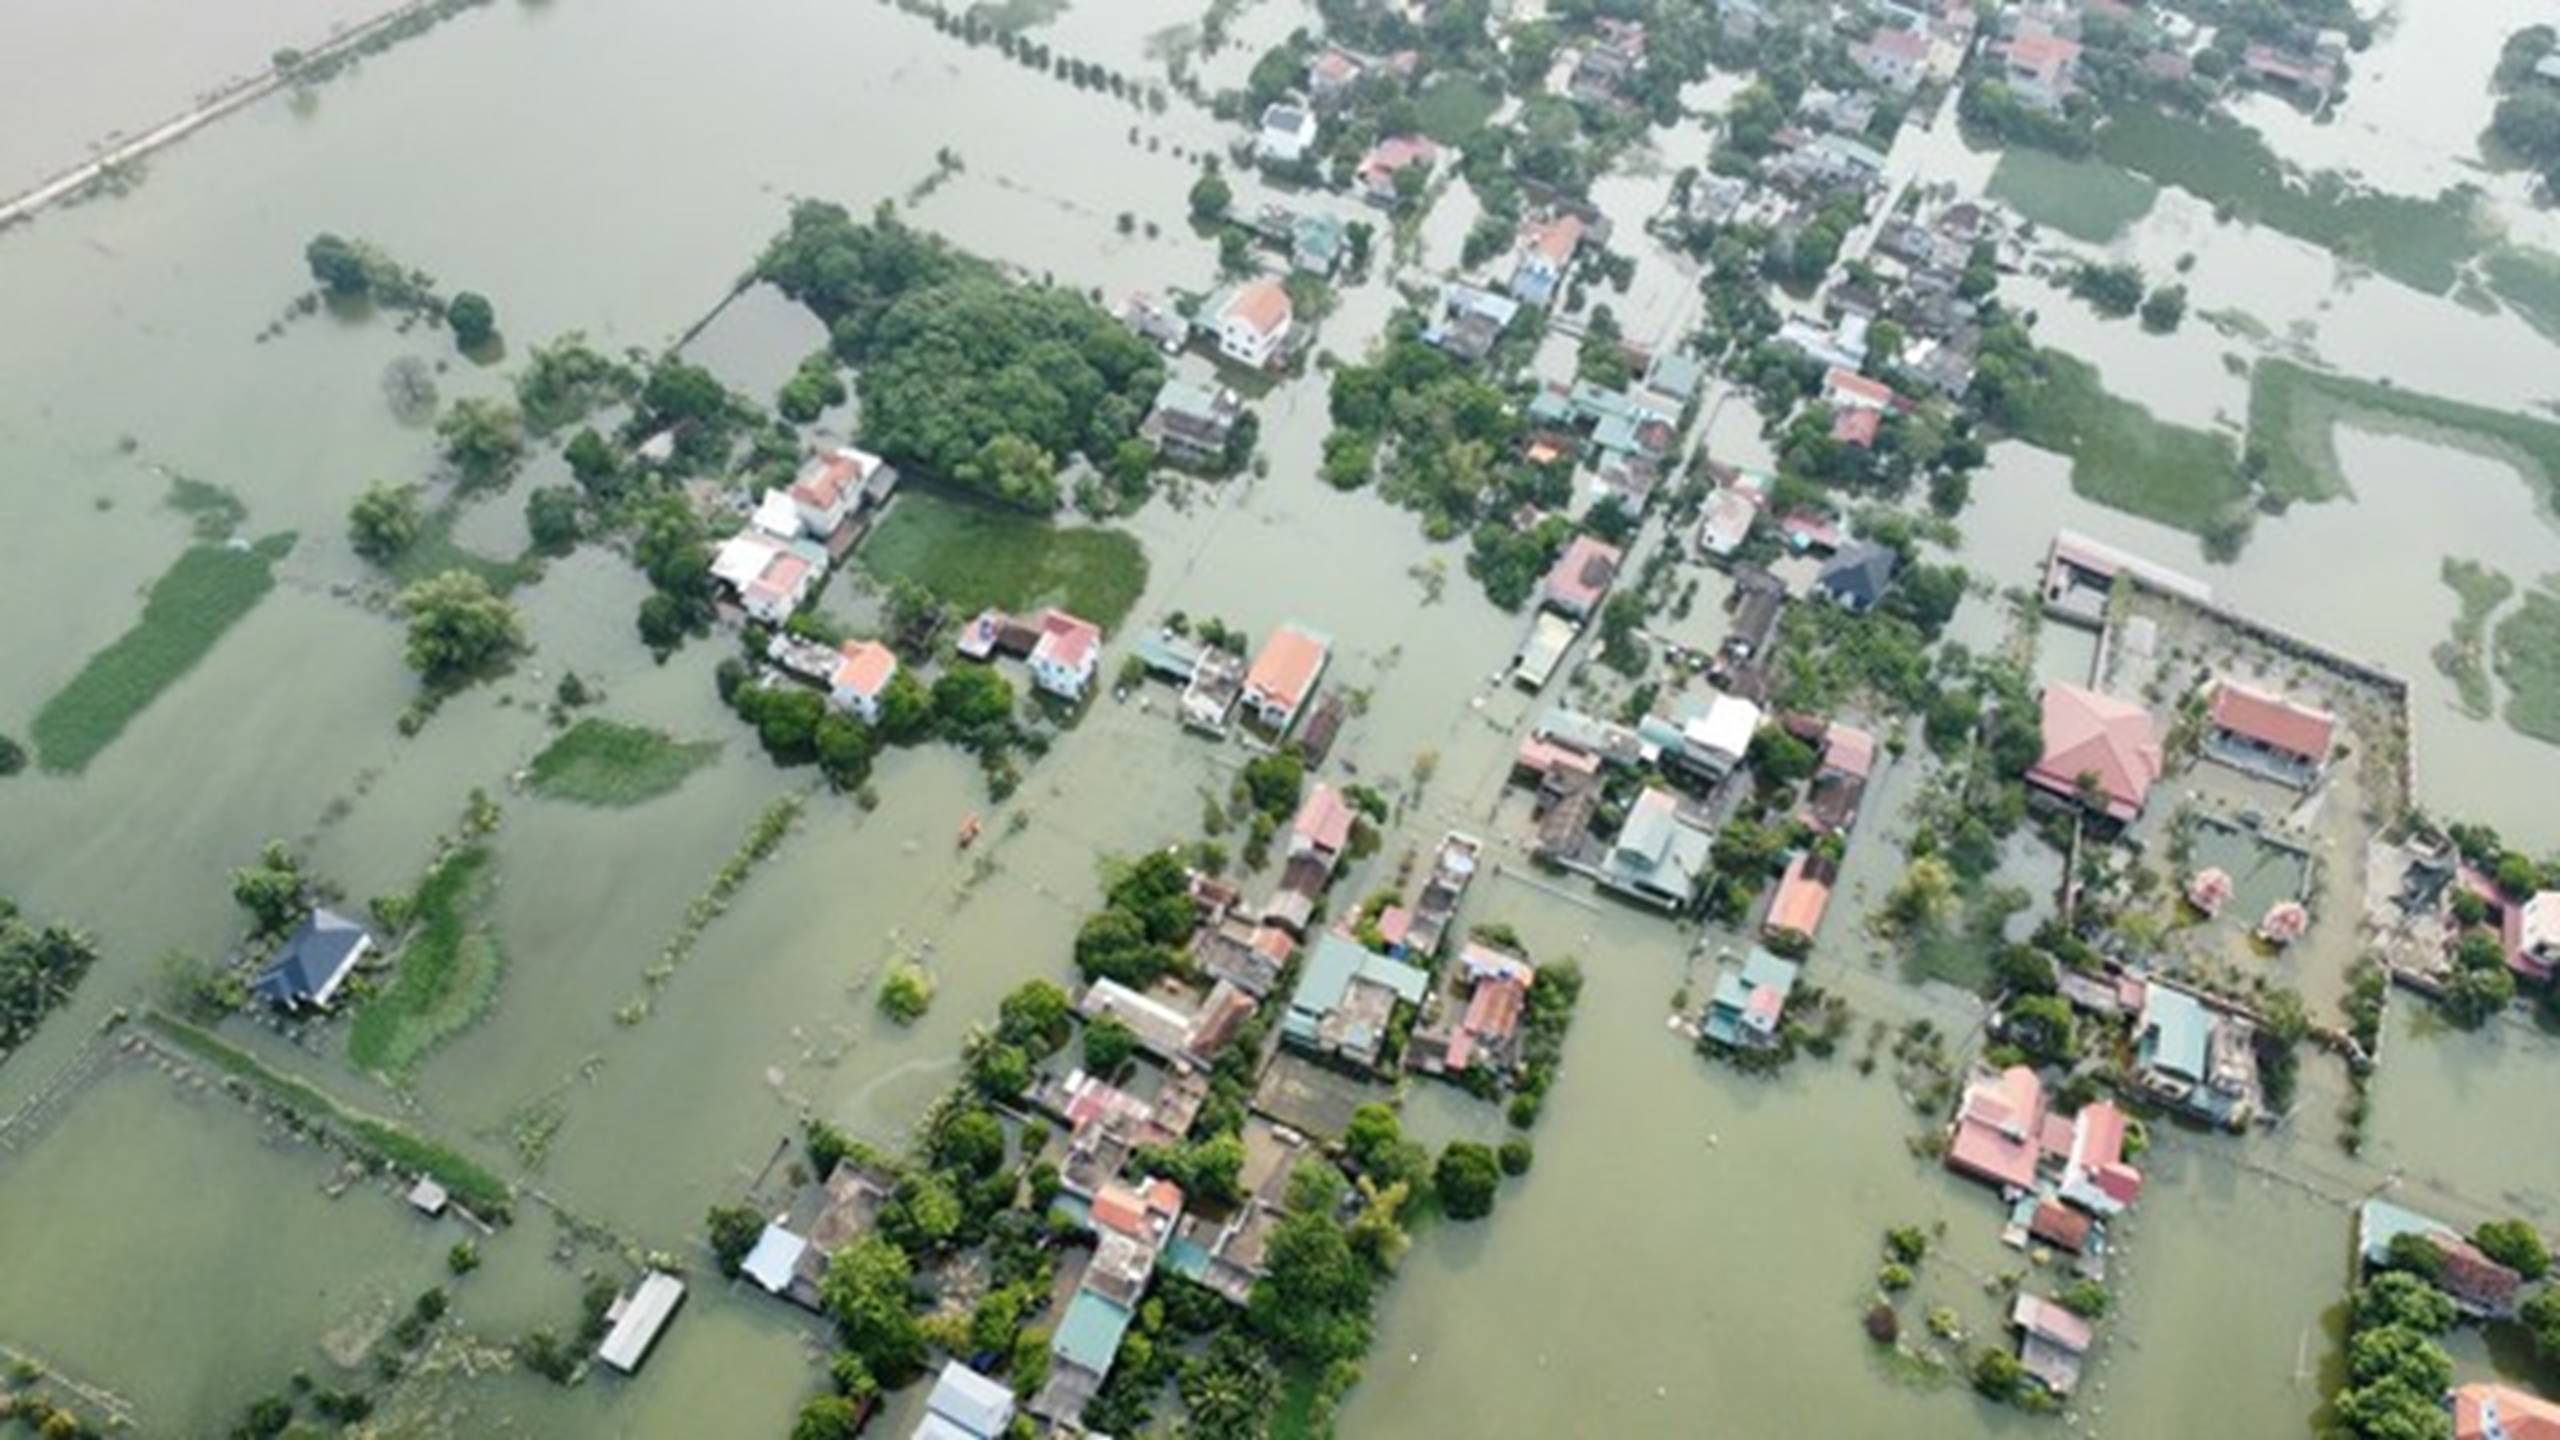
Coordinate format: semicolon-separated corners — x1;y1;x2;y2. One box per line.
3;0;2559;1434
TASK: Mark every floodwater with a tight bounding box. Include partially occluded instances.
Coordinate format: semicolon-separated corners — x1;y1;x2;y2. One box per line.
2;0;2559;1435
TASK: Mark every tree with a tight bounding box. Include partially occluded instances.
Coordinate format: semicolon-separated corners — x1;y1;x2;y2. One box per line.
1432;1140;1500;1221
399;570;525;684
436;397;526;490
2347;1324;2452;1398
1970;1347;2025;1401
2353;1272;2457;1336
875;670;933;745
2474;1219;2551;1280
1749;729;1818;785
231;841;307;937
997;978;1072;1054
0;734;23;777
820;1237;926;1382
878;960;934;1023
525;485;581;555
1190;167;1234;222
563;427;623;499
2004;994;2079;1064
707;1203;764;1277
306;233;371;297
930;1106;1008;1178
1084;1014;1139;1075
447;291;497;350
1248;1209;1373;1366
2068;261;2145;318
932;665;1016;736
1879;856;1957;934
2525;1287;2560;1359
2383;1232;2447;1283
1241;752;1304;818
2139;284;2187;334
347;482;424;563
1074;908;1167;987
790;1396;865;1440
2443;962;2516;1028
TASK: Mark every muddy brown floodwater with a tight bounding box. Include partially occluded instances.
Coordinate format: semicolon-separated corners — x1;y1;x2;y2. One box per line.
1;0;2557;1436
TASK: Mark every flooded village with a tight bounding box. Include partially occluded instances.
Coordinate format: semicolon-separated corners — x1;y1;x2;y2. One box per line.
4;0;2560;1436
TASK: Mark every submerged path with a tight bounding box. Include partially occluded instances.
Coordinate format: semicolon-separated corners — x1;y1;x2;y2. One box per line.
0;0;441;231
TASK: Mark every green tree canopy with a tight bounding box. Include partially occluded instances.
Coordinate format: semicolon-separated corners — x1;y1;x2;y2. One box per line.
399;570;525;684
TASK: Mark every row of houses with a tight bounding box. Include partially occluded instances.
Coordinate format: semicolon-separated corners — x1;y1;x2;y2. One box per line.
710;445;898;624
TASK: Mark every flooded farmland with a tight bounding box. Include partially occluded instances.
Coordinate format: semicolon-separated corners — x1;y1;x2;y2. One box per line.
5;0;2560;1436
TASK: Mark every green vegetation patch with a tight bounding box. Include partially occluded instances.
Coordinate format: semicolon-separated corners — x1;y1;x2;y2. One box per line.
2492;587;2560;746
31;533;296;773
2244;358;2560;507
1414;75;1500;144
350;845;502;1082
527;718;720;807
2436;558;2515;719
1984;147;2158;245
144;1010;513;1221
2001;349;2243;534
865;489;1148;630
2096;106;2482;295
2484;245;2560;346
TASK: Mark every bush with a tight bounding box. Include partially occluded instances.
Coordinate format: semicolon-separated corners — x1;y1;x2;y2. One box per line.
1433;1141;1501;1220
1497;1138;1534;1176
878;960;935;1024
1884;1226;1928;1264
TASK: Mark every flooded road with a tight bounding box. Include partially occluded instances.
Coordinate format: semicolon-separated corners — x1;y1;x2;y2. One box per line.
2;0;2559;1434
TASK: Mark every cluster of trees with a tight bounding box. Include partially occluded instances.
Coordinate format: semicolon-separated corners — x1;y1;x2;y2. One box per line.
512;334;640;437
719;649;1014;795
2333;1264;2462;1440
399;571;526;688
902;0;1168;114
1072;849;1199;988
0;900;101;1059
2492;29;2560;190
755;202;1166;510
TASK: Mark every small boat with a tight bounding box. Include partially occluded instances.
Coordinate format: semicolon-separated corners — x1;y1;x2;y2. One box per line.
957;814;982;849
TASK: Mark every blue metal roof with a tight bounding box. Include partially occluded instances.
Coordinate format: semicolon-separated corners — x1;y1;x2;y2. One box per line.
1052;1291;1134;1376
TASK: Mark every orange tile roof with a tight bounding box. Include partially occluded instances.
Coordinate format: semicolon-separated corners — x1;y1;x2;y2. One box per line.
2456;1383;2560;1440
1764;854;1832;938
2209;680;2334;762
1247;625;1327;710
2027;684;2161;821
833;640;898;698
1226;280;1292;338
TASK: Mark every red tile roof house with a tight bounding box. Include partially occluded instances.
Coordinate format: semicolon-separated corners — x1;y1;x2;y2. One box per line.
1945;1064;2047;1196
2201;679;2335;789
1242;623;1330;734
1541;534;1624;620
2057;1099;2144;1217
828;640;899;723
1029;610;1105;702
2025;684;2162;825
1762;852;1835;945
1355;134;1440;207
789;446;891;540
2455;1383;2560;1440
1290;783;1356;871
1829;406;1882;449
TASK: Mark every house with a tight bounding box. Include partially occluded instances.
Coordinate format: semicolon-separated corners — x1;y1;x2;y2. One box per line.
1281;931;1429;1072
2134;983;2260;1129
1597;787;1714;910
1831;407;1882;449
916;1361;1017;1440
2000;28;2083;111
1703;946;1799;1050
1029;610;1105;701
1181;646;1245;734
595;1271;686;1375
1823;367;1896;413
1121;292;1191;353
2025;684;2162;823
1641;348;1707;412
2203;680;2335;788
1815;541;1898;612
2058;1100;2144;1216
1354;134;1439;205
1307;46;1364;104
751;487;805;541
1542;534;1623;620
1512;610;1579;692
1036;1177;1185;1420
1242;624;1329;733
1402;832;1481;960
2453;1383;2560;1440
711;531;819;624
1287;211;1347;275
1510;212;1586;307
829;640;898;722
2520;891;2560;981
1763;852;1835;943
1423;282;1523;362
2028;1198;2091;1254
1696;475;1766;558
789;447;889;538
2359;1199;2524;1318
251;908;373;1010
1804;723;1875;832
1641;690;1762;782
1415;942;1534;1075
1946;1065;2046;1194
1194;916;1296;997
2010;1294;2093;1396
1212;280;1295;370
1139;378;1246;468
1853;25;1930;93
1256;102;1319;164
1290;783;1356;870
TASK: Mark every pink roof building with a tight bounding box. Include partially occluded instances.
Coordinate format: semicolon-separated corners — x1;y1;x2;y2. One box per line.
2026;684;2161;822
1542;534;1624;619
1763;853;1834;942
1830;407;1882;449
1029;609;1104;701
1444;973;1528;1073
1946;1065;2047;1194
2059;1099;2144;1215
1291;783;1355;861
1356;135;1439;201
1820;724;1877;780
2207;679;2335;781
829;640;899;721
1244;624;1329;732
1823;367;1896;411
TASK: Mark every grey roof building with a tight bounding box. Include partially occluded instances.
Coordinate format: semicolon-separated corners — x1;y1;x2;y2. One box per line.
251;907;373;1010
1816;542;1899;613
